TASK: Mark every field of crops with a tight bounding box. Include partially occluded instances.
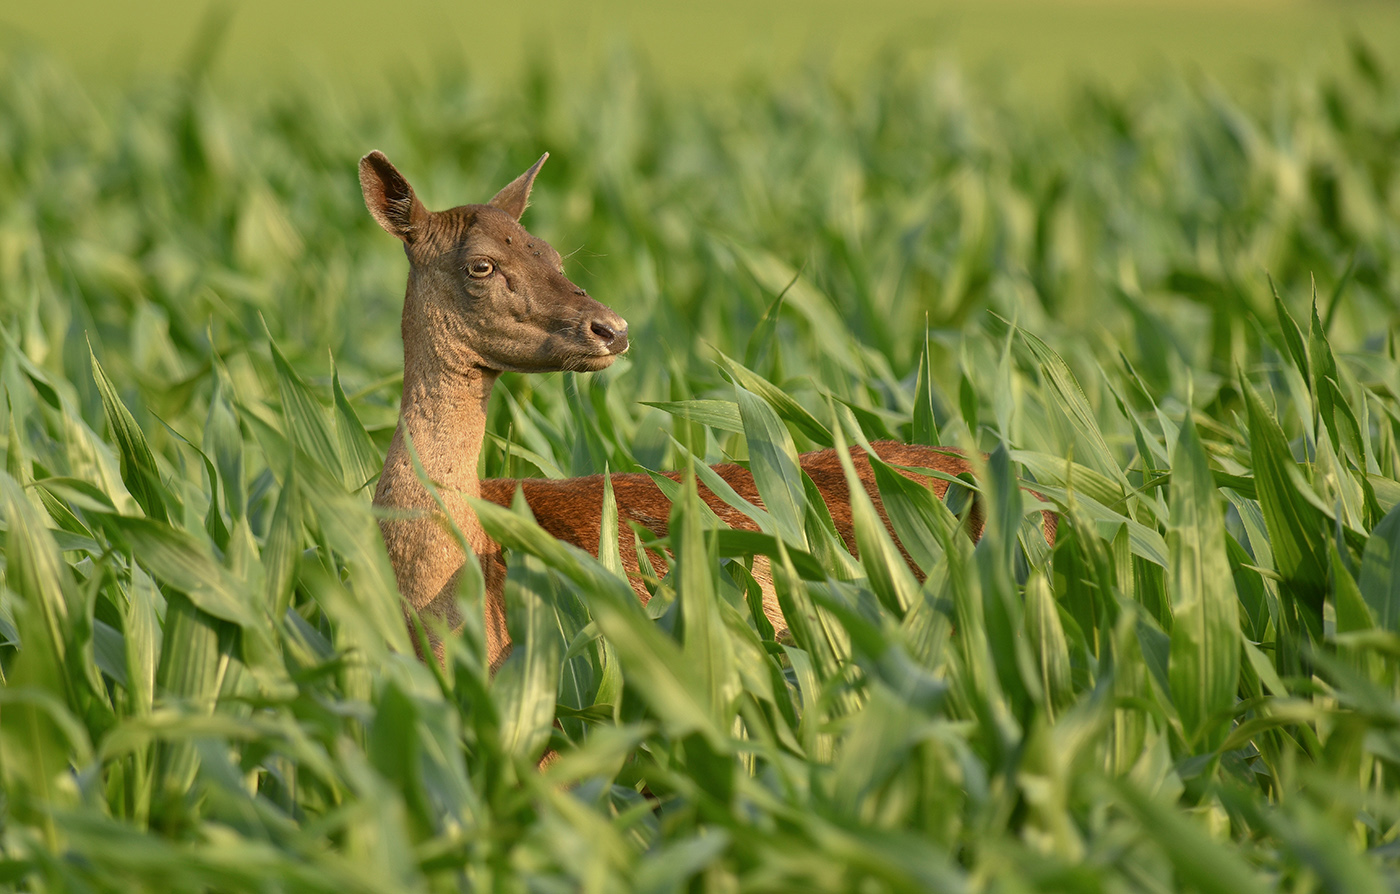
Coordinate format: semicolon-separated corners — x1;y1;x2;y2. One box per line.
2;30;1400;891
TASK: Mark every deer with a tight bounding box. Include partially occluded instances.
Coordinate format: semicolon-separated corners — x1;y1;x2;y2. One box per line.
361;150;1056;673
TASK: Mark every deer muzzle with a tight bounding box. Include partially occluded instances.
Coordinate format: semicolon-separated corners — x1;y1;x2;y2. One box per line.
587;310;630;355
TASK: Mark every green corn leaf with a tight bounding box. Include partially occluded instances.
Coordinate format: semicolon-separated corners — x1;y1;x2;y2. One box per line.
958;371;979;438
801;468;865;582
6;400;27;485
262;458;303;621
332;362;383;493
153;592;234;811
1358;503;1400;633
667;434;775;534
1023;570;1072;718
735;383;808;547
720;350;833;446
598;467;623;575
779;541;850;670
743;266;788;373
153;416;231;552
1018;328;1127;487
1020;479;1167;567
643;469;725;530
494;551;565;762
298;462;411;658
713;529;826;579
831;416;920;617
472;497;725;746
1113;777;1271;894
974;444;1034;715
2;324;63;411
1241;373;1328;637
1333;540;1372;635
267;335;343;482
89;346;169;523
866;450;955;574
1166;410;1239;751
1011;450;1136;516
124;566;162;718
912;330;940;446
485;433;567;479
0;686;89;841
97;514;262;631
675;469;739;728
1308;298;1341;451
1310;296;1366;472
203;371;245;521
1321;374;1366;467
729;247;863;387
1271;280;1310;387
640;399;745;434
0;471;79;707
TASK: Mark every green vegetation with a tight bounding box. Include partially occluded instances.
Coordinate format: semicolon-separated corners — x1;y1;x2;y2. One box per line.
9;0;1400;98
3;34;1400;891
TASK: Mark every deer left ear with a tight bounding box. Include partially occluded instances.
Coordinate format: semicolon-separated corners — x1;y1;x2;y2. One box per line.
360;150;429;243
489;153;548;220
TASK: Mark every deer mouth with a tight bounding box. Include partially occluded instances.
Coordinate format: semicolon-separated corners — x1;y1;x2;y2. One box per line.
572;338;628;371
534;327;628;373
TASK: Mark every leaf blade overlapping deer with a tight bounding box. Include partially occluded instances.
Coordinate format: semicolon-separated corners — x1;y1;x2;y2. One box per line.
361;151;1055;671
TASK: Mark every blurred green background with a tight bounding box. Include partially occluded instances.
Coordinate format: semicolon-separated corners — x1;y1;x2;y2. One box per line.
7;0;1400;95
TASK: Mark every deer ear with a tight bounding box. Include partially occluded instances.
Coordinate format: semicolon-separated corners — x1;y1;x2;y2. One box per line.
489;153;548;220
359;151;429;242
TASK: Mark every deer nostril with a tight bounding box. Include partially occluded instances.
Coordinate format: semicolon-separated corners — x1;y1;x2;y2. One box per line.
590;321;616;344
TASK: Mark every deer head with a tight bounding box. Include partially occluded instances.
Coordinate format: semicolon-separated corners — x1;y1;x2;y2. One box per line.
359;150;628;377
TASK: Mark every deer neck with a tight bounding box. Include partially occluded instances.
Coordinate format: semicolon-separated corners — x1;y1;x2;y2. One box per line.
375;280;502;613
393;361;496;500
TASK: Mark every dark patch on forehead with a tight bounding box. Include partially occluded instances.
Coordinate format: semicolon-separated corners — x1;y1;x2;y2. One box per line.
418;206;474;253
429;204;534;252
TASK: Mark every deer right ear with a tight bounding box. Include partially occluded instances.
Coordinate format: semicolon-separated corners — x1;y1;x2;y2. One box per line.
359;151;429;243
489;153;548;220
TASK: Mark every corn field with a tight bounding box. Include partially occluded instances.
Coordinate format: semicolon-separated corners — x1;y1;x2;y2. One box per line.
1;39;1400;891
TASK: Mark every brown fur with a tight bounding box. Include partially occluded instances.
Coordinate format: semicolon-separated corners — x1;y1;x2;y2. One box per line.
362;152;1055;674
481;443;1057;633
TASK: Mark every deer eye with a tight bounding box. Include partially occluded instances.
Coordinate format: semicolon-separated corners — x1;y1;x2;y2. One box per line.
467;258;494;278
